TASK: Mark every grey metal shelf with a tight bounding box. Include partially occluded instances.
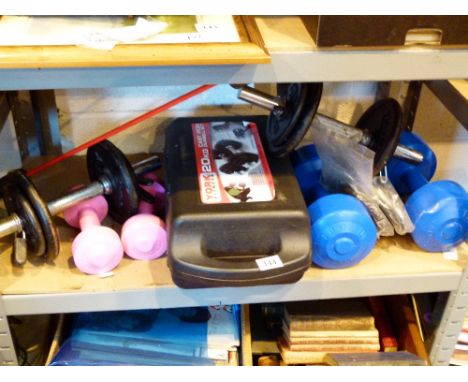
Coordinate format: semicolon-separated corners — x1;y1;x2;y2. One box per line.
1;48;468;91
1;271;464;317
1;224;466;315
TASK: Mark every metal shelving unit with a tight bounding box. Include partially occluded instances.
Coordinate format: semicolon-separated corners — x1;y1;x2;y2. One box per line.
1;16;468;366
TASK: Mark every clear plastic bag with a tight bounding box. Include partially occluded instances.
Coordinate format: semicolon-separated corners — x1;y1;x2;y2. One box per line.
346;183;395;237
312;118;413;237
373;174;415;235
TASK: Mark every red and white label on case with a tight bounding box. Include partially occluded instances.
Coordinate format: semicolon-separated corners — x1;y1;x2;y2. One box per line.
192;121;275;204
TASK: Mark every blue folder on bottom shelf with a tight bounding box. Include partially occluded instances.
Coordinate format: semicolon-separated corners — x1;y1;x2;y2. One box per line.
50;306;241;366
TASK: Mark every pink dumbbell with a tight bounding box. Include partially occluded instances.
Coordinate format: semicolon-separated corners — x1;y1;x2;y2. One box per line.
64;188;124;275
120;174;167;260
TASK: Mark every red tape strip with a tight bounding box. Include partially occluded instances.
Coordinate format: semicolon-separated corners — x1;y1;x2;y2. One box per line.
27;84;216;177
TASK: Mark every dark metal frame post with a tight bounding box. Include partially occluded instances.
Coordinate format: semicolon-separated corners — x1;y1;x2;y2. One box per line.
401;81;423;132
6;90;62;164
30;90;62;156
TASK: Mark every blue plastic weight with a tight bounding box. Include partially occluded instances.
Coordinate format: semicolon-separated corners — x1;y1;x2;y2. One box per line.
291;145;377;269
387;132;468;252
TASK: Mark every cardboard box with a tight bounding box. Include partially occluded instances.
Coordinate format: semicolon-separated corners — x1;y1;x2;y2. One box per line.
302;16;468;48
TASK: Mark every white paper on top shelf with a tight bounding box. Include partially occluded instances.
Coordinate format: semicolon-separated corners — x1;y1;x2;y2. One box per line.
78;18;167;50
0;15;241;47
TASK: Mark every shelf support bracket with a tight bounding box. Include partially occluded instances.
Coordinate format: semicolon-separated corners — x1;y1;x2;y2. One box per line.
429;263;468;365
0;297;18;366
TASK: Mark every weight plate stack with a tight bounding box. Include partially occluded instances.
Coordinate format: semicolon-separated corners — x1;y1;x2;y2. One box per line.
355;98;403;175
11;170;60;261
267;82;323;158
2;170;60;262
2;181;46;264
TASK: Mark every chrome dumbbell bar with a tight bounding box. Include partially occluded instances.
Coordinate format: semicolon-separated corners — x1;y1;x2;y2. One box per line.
0;155;160;240
234;84;423;165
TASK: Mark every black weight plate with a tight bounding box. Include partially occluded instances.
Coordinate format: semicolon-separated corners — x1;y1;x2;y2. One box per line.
2;180;46;260
355;98;403;175
87;140;139;224
267;83;308;144
267;82;323;158
7;170;60;261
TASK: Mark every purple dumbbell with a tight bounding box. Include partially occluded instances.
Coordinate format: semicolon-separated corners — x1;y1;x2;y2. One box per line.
120;174;167;260
64;188;124;275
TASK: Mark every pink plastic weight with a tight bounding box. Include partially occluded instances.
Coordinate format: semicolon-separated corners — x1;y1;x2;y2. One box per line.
120;175;167;260
64;189;123;275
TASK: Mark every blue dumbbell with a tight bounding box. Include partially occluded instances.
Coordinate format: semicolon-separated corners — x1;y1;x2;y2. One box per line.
387;132;468;252
291;145;377;269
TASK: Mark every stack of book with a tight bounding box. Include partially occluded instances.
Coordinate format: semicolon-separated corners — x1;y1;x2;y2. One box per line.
451;313;468;366
278;298;381;365
50;306;240;366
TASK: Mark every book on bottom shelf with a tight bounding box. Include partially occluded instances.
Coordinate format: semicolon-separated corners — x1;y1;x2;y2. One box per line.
283;298;376;331
278;298;380;365
284;330;380;345
283;337;380;352
283;321;379;338
278;337;380;365
451;349;468;366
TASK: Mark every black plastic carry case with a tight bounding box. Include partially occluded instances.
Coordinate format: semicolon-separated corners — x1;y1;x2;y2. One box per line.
164;116;311;288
